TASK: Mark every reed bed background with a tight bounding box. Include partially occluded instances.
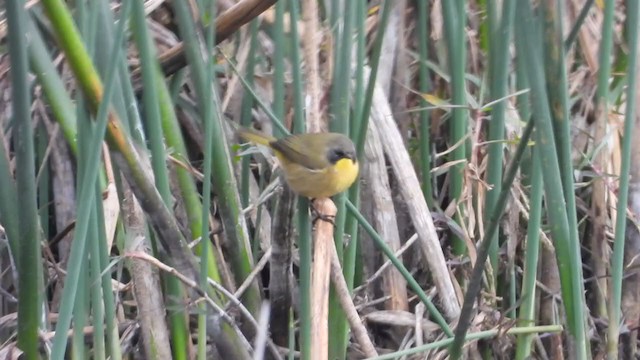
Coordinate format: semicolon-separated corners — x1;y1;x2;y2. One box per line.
0;0;638;359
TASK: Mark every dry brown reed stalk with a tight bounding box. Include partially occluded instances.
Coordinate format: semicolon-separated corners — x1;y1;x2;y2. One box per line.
310;198;336;360
368;67;461;320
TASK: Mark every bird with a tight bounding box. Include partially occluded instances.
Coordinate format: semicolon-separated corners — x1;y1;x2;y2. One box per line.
236;127;359;199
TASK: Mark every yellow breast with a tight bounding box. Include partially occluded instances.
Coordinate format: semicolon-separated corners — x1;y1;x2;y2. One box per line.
330;158;359;195
278;158;359;198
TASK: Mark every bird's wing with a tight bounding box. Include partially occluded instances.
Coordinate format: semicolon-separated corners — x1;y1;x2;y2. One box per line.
270;135;328;170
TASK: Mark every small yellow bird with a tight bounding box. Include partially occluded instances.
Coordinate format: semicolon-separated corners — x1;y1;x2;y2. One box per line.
236;127;359;198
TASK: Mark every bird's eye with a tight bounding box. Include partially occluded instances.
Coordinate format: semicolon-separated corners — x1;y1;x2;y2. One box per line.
328;148;346;163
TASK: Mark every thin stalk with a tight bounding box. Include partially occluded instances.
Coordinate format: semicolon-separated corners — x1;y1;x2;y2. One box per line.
329;0;354;135
417;0;433;206
36;125;50;242
343;187;360;292
72;256;89;358
328;0;356;357
288;308;295;360
352;0;366;136
0;117;18;264
441;0;468;255
564;0;595;51
165;277;191;360
484;0;515;276
339;191;361;359
7;0;42;357
94;182;121;358
197;1;217;357
273;0;286;133
355;0;393;152
515;146;543;359
608;0;640;357
72;6;92;354
330;0;342;84
131;0;171;202
89;212;106;360
288;1;311;355
588;0;615;322
27;16;78;154
343;0;367;297
297;197;312;359
479;0;492;54
288;0;304;128
240;20;260;207
115;53;137;136
93;1;128;125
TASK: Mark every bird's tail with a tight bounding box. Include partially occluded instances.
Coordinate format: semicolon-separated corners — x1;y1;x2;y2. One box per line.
235;127;276;146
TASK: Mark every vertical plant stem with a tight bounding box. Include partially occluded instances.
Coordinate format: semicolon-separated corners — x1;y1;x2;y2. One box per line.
8;0;42;357
608;0;640;357
417;0;433;206
590;0;616;321
131;0;171;202
441;0;468;256
197;2;217;358
355;0;393;152
328;0;356;357
484;0;515;275
240;20;259;207
89;210;106;360
297;197;312;359
273;0;286;134
290;3;311;357
94;183;122;359
515;146;543;359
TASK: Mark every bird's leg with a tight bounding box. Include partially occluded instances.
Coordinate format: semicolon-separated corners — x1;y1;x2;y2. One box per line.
310;198;336;226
